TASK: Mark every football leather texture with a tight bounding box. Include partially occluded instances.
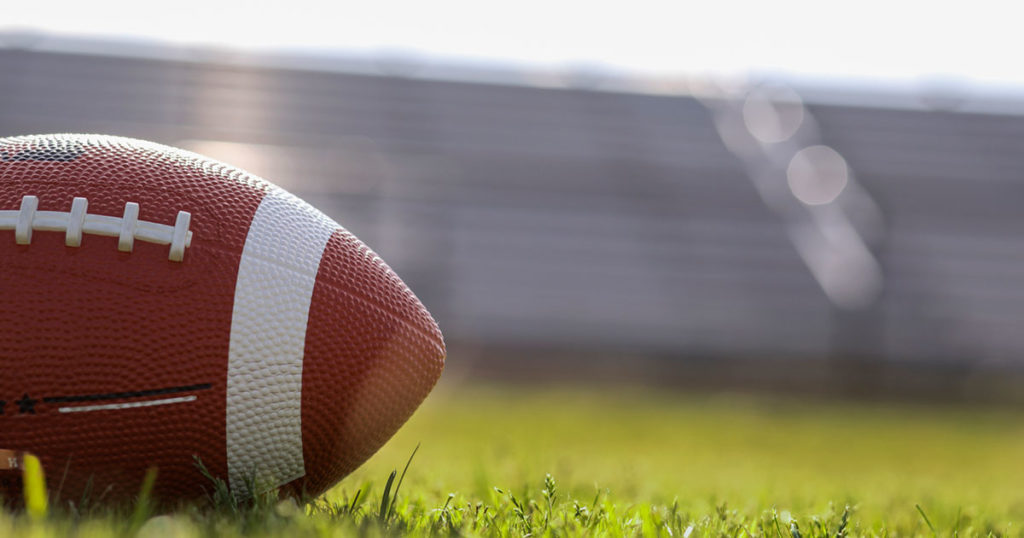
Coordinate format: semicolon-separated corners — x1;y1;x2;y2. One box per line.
0;134;445;503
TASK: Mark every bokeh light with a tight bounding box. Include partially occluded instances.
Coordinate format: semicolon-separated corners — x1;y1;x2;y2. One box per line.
786;145;849;205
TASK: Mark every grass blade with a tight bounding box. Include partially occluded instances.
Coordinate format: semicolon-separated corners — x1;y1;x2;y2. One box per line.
130;467;159;531
916;504;937;538
22;453;48;520
379;470;397;523
387;443;419;520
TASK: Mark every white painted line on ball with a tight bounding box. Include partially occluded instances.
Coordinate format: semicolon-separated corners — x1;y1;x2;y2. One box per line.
58;395;197;413
225;188;338;497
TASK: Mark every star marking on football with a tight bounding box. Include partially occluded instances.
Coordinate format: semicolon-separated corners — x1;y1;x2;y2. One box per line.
16;394;36;415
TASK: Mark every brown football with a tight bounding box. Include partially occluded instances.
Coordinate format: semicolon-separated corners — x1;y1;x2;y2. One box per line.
0;134;445;503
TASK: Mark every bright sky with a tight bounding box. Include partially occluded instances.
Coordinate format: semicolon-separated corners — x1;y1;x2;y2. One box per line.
4;0;1023;88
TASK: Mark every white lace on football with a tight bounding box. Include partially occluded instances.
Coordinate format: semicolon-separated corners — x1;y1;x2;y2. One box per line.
0;196;193;261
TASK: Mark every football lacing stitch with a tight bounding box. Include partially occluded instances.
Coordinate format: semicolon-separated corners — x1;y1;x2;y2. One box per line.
0;196;193;261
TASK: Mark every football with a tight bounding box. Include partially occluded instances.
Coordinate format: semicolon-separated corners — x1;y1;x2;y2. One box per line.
0;134;445;503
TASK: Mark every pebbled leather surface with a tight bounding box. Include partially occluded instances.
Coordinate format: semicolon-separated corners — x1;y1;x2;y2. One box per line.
288;230;446;497
0;134;445;503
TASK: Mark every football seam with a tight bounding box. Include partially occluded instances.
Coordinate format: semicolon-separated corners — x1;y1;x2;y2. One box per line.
0;195;193;261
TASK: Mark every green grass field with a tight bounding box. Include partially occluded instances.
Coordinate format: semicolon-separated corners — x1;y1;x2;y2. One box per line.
4;381;1024;537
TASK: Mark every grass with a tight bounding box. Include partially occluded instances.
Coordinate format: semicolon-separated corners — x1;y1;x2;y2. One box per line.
4;381;1024;536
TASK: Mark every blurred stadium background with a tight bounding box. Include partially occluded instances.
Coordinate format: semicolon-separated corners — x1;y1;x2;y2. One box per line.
2;33;1022;401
